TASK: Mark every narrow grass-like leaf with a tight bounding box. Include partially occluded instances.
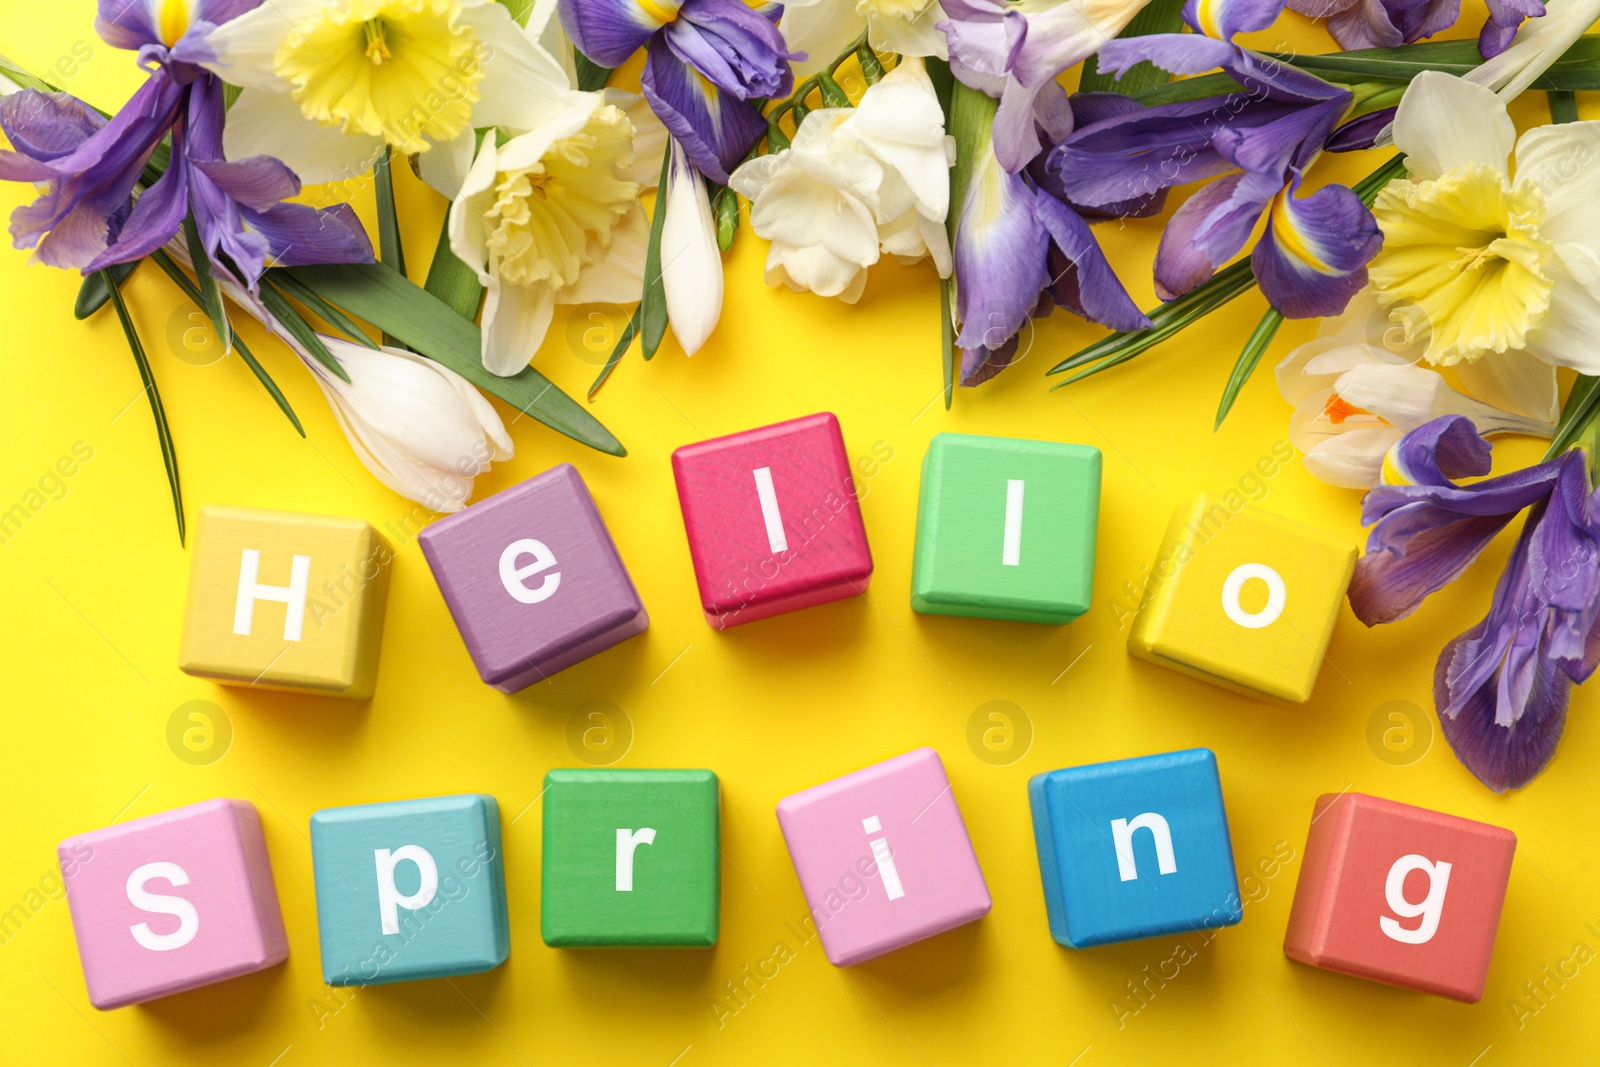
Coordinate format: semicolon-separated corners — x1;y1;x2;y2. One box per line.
1272;36;1600;88
640;146;672;360
105;270;185;544
279;262;626;455
1078;0;1186;94
74;259;140;320
150;249;304;437
182;213;232;353
589;306;640;400
940;275;954;409
269;269;379;349
1215;308;1283;429
0;51;52;92
1549;89;1580;124
925;56;954;116
373;146;407;348
497;0;535;23
259;279;349;382
423;215;484;320
575;50;612;91
1547;374;1600;458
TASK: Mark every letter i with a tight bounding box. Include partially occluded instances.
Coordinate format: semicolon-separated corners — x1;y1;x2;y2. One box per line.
862;816;905;901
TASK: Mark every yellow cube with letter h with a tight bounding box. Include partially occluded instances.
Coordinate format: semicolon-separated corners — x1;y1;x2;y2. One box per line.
179;505;393;698
1128;495;1356;703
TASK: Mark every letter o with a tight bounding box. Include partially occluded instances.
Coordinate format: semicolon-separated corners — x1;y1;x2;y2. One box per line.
1220;563;1286;628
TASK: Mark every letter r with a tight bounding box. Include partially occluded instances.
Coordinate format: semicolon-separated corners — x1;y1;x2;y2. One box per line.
616;828;657;891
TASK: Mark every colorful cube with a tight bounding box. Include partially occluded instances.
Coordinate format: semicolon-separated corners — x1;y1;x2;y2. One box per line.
58;799;287;1009
418;464;648;691
1283;792;1516;1002
911;433;1101;624
178;505;392;698
672;412;873;628
776;748;990;966
309;795;509;985
541;769;719;947
1030;748;1242;948
1127;495;1356;702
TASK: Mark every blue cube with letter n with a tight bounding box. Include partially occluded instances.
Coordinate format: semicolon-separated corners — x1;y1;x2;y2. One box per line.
1029;749;1242;947
309;794;510;985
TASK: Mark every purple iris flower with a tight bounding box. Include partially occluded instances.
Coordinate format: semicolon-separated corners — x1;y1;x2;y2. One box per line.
1478;0;1545;58
561;0;802;183
0;0;371;288
1349;415;1600;791
1284;0;1460;49
953;94;1150;386
1050;0;1381;319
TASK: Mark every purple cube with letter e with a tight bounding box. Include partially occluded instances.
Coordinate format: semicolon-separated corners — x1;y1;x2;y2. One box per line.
419;464;648;692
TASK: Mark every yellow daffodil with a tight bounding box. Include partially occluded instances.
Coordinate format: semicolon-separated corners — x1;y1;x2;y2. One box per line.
1368;71;1600;375
204;0;569;184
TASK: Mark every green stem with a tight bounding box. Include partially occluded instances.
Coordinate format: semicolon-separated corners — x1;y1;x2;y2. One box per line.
105;271;185;544
373;145;407;348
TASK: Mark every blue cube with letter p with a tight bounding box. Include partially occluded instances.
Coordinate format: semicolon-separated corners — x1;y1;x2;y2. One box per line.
310;794;510;985
1030;749;1242;948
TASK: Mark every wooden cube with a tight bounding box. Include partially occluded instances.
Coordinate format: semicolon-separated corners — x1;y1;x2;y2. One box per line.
310;795;509;985
540;769;720;948
776;748;991;966
1030;749;1242;947
911;433;1101;623
418;464;648;691
58;799;287;1009
1283;792;1515;1002
672;412;873;628
1127;495;1356;702
178;505;392;699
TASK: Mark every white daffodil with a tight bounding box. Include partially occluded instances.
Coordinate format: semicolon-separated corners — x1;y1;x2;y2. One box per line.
729;58;953;302
164;237;513;510
311;336;514;510
781;0;949;76
661;137;724;355
447;88;664;374
205;0;570;185
1369;71;1600;375
1276;291;1556;488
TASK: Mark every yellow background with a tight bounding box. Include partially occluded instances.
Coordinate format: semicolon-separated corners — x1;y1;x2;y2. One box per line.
1;5;1594;1063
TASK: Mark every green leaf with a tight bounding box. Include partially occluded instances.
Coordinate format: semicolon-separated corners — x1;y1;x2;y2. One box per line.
182;213;232;354
223;81;242;108
1549;89;1580;124
1131;70;1251;105
278;263;626;456
575;50;612;91
640;146;673;360
259;279;350;382
0;51;53;92
1078;0;1186;94
373;146;408;348
946;83;997;251
589;306;640;400
924;56;954;116
423;215;484;321
1547;374;1600;459
74;259;139;320
268;269;379;349
1215;308;1283;429
940;275;955;409
496;0;535;24
710;182;739;252
149;249;304;437
1271;36;1600;88
858;45;885;85
104;270;185;544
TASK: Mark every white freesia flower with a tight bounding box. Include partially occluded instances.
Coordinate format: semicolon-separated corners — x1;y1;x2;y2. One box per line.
448;88;664;373
729;58;953;302
781;0;948;76
205;0;570;185
164;238;513;510
311;336;514;511
1276;291;1556;488
661;137;724;355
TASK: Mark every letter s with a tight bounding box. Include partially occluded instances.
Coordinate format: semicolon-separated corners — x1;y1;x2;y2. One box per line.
127;862;199;951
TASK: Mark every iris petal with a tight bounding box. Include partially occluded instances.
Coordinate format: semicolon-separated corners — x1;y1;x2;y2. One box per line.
641;40;767;183
561;0;681;67
1253;177;1381;318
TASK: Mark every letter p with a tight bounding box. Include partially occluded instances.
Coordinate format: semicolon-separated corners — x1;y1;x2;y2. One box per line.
374;845;439;934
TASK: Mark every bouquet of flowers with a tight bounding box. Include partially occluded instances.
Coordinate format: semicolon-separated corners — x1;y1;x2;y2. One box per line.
7;0;1600;792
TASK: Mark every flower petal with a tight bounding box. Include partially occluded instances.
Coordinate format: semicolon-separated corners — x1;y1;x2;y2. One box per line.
867;0;950;59
560;0;679;67
243;201;374;269
223;87;383;186
481;275;556;375
663;0;798;100
779;0;864;76
1452;347;1559;426
1524;243;1600;375
1516;120;1600;249
199;0;317;92
641;40;766;182
1253;178;1380;318
1032;183;1150;331
1153;171;1271;300
418;126;477;200
1392;70;1514;181
1186;0;1285;39
461;0;573;131
1349;507;1520;624
1301;425;1403;489
661;139;723;354
953;142;1048;352
559;200;649;304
